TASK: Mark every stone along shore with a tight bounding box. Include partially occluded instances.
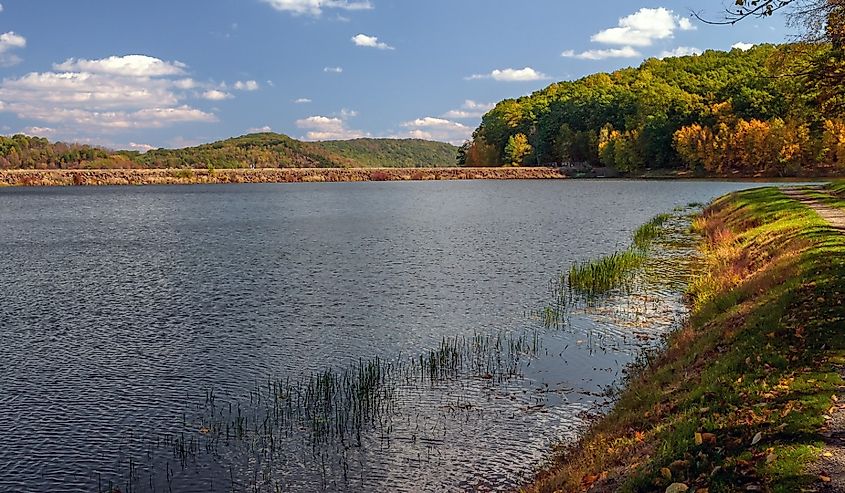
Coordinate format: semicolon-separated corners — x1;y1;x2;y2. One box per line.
0;167;567;187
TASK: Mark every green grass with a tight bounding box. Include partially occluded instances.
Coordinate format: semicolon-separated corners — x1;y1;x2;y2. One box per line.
567;250;646;299
527;187;845;492
564;213;674;304
633;214;672;250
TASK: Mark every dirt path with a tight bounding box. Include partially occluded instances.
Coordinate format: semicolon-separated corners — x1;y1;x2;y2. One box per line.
781;187;845;231
782;186;845;491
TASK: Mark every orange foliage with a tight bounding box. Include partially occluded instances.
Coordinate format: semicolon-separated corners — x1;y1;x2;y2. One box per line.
674;118;811;176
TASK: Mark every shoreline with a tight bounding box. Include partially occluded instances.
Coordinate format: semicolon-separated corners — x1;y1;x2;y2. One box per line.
526;184;845;492
1;168;841;188
0;167;568;187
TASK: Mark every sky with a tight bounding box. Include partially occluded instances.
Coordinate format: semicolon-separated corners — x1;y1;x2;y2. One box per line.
0;1;792;150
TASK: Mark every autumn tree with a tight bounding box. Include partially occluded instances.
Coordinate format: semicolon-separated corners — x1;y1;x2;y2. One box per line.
504;133;532;166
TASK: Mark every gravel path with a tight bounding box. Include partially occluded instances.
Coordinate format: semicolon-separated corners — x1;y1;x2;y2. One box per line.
783;186;845;491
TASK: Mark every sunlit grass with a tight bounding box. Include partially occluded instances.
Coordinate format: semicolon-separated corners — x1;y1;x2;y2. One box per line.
526;187;845;492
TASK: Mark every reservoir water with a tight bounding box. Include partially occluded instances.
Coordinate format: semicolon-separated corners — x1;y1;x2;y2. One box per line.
0;180;779;491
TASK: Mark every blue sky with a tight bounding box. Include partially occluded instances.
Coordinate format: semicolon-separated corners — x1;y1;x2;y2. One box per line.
0;1;790;150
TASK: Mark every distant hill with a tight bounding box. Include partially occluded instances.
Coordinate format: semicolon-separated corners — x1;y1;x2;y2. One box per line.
0;132;459;170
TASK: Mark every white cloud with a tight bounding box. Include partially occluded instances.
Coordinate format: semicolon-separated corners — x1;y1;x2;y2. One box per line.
20;126;56;137
201;89;233;101
399;117;471;144
261;0;372;16
562;46;642;60
338;108;357;117
732;42;755;51
442;100;495;119
0;54;217;133
1;71;180;110
658;46;702;59
0;31;26;67
467;67;549;82
351;33;394;50
591;8;695;47
296;115;369;140
233;80;260;91
173;78;198;89
324;66;343;73
129;142;155;152
54;55;186;77
247;125;274;133
0;4;4;12
679;17;696;31
293;98;312;104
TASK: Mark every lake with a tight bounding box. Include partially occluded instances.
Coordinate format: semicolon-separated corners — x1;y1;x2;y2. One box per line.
0;180;783;492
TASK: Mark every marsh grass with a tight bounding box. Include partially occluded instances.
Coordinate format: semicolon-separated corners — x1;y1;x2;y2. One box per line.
551;212;682;312
112;329;545;491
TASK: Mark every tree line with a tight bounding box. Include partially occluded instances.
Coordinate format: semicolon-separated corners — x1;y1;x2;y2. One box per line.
458;41;845;175
0;133;458;170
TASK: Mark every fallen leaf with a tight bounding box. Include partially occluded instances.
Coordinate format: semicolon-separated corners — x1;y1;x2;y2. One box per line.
665;483;689;493
821;475;832;483
751;432;763;446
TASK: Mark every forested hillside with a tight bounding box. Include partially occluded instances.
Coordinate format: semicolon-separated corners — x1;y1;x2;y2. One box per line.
461;44;845;176
0;133;458;170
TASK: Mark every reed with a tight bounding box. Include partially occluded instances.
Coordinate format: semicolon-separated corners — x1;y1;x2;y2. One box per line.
567;249;645;300
632;213;671;250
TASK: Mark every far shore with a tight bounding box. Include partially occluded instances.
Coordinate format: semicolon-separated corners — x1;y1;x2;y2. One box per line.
0;167;570;187
0;167;841;188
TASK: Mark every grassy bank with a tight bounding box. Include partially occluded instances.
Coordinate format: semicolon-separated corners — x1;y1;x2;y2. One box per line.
528;186;845;492
0;167;567;187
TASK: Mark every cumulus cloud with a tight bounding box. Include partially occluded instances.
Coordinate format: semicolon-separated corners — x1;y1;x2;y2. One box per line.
201;89;233;101
399;117;471;144
129;142;155;152
732;42;755;51
0;54;217;133
296;115;368;140
261;0;372;16
562;46;641;60
658;46;702;59
247;125;274;133
591;8;695;47
173;78;198;89
0;31;26;67
54;55;187;77
233;80;260;91
20;126;56;137
351;33;394;50
442;100;495;119
466;67;549;82
324;66;343;73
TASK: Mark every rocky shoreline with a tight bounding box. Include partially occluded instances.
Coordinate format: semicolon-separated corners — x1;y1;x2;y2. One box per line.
0;167;568;187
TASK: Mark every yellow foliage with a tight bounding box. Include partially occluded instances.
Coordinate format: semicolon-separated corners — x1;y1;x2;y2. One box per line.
822;119;845;168
674;118;810;175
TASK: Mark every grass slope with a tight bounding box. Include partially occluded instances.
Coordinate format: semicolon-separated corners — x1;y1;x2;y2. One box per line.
528;186;845;492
